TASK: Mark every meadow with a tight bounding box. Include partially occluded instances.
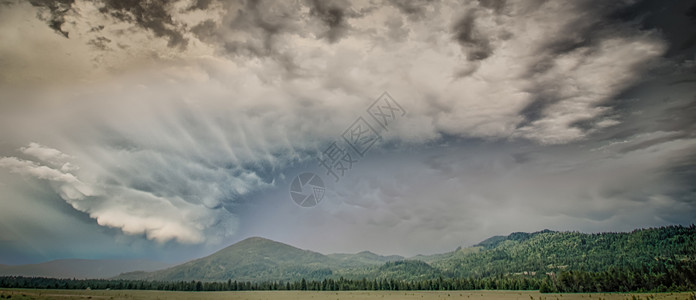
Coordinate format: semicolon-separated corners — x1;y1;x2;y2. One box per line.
1;289;695;300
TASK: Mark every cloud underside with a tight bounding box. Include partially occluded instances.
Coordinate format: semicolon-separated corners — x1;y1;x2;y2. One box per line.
0;143;240;244
0;0;694;247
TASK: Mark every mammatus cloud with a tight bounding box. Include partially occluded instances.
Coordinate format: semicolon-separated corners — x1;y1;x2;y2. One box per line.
0;0;694;254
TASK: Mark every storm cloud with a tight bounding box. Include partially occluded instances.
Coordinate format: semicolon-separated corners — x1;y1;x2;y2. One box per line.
0;0;694;260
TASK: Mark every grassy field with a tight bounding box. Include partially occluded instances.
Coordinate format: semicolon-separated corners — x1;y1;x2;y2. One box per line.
1;289;695;300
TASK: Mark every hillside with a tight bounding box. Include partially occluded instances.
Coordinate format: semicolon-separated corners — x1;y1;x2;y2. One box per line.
431;226;696;278
326;251;404;267
116;225;696;284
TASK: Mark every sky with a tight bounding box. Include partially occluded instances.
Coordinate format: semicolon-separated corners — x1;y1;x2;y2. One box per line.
0;0;695;265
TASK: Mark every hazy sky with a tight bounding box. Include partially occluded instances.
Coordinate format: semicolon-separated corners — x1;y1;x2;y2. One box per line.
1;0;695;264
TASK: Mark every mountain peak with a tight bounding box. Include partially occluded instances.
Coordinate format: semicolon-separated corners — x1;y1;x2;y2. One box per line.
237;236;276;244
214;236;311;257
228;237;299;250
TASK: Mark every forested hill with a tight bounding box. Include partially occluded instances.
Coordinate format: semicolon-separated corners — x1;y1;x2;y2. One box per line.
114;225;696;286
117;236;403;282
430;226;696;278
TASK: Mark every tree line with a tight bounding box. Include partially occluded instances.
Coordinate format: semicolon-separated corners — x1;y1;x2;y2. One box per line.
2;263;695;293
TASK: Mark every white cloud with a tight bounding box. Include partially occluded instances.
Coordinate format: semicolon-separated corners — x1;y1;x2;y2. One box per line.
0;143;238;244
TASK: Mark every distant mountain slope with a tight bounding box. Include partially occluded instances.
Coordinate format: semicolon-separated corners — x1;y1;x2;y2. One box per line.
473;230;554;249
373;260;442;281
327;251;404;268
0;259;173;279
116;225;696;283
409;245;482;264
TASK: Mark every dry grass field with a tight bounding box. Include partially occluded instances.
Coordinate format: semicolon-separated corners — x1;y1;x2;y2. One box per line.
1;289;695;300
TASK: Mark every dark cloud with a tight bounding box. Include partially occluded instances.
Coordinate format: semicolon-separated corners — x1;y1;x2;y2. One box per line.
653;97;696;134
451;10;492;61
609;0;696;59
663;152;696;205
192;0;367;60
190;19;217;40
87;36;111;50
188;0;214;11
511;152;533;164
22;0;369;54
524;2;638;76
29;0;74;38
97;0;187;49
25;0;188;48
617;132;689;154
590;66;696;142
387;0;435;21
477;0;506;13
689;4;696;22
306;0;355;43
383;15;409;43
541;24;602;57
516;93;554;129
515;0;677;130
219;0;295;57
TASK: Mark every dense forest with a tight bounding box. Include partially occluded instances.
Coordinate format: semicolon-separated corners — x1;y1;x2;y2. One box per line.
2;264;696;293
438;226;696;278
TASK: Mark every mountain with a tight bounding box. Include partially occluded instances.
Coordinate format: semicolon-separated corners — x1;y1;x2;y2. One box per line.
0;259;173;279
119;237;332;282
119;237;402;282
116;225;696;283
